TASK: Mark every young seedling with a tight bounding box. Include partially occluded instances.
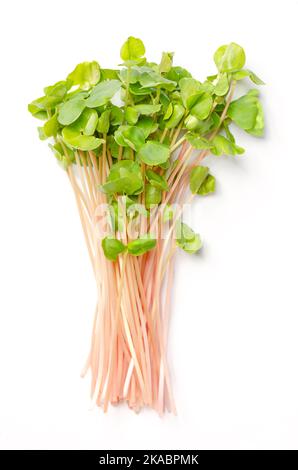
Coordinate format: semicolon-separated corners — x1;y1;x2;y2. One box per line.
28;37;265;414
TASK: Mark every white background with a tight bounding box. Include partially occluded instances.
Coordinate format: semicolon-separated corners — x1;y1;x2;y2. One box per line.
0;0;298;450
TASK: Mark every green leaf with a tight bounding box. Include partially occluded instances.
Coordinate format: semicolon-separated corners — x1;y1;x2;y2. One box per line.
28;96;56;113
139;70;176;90
159;52;174;74
100;69;119;81
62;126;104;151
179;77;201;108
228;90;261;132
85;80;121;107
164;103;185;128
120;36;145;61
223;121;236;143
214;42;246;73
101;160;144;195
248;70;265;85
184;115;200;131
145;169;168;191
186;134;212;149
43;113;59;137
190;93;213;120
135;116;158;139
211;135;245;156
61;106;102;149
214;73;229;96
49;142;74;169
125;107;139;125
64;90;89;102
127;234;156;256
247;99;264;136
108;201;124;232
166;66;192;82
119;66;142;84
97;110;110;134
232;69;265;85
189;166;209;194
127;203;148;219
102;236;126;261
28;100;48;120
158;160;170;170
164;102;173;120
138;141;170;166
201;80;215;94
30;85;67;113
163;204;174;222
176;222;202;254
58;99;86;125
110;106;124;126
37;126;47;140
232;70;249;81
129;82;154;96
107;136;120;158
78;108;98;135
198;174;216;195
67;61;100;90
134;104;161;115
114;125;145;151
227;90;264;135
145;184;162;208
44;80;72;96
41;80;71;107
185;114;216;134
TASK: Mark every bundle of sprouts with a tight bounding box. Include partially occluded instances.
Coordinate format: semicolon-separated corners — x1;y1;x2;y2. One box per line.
28;37;265;414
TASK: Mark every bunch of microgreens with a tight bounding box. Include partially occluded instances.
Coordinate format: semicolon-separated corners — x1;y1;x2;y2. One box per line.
28;37;264;414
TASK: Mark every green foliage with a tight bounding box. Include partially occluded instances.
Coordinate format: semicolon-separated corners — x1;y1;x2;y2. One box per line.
28;37;265;259
186;134;213;149
62;126;103;151
49;142;75;169
189;166;209;194
145;169;168;191
85;80;121;108
78;109;98;136
134;104;161;115
120;37;145;61
114;125;145;151
125;107;139;125
145;184;162;208
190;93;213;120
211;135;245;156
127;235;156;256
101;160;144;196
166;66;191;82
97;109;110;134
176;222;202;254
232;69;265;85
198;174;216;195
164;104;185;128
67;61;101;90
163;204;174;222
214;73;229;96
138;141;170;166
43;114;59;138
227;90;264;136
58;98;86;125
135;116;158;138
180;78;202;108
214;42;246;73
159;52;174;74
102;237;126;261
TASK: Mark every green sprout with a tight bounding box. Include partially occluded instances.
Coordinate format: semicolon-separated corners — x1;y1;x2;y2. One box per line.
28;37;265;414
